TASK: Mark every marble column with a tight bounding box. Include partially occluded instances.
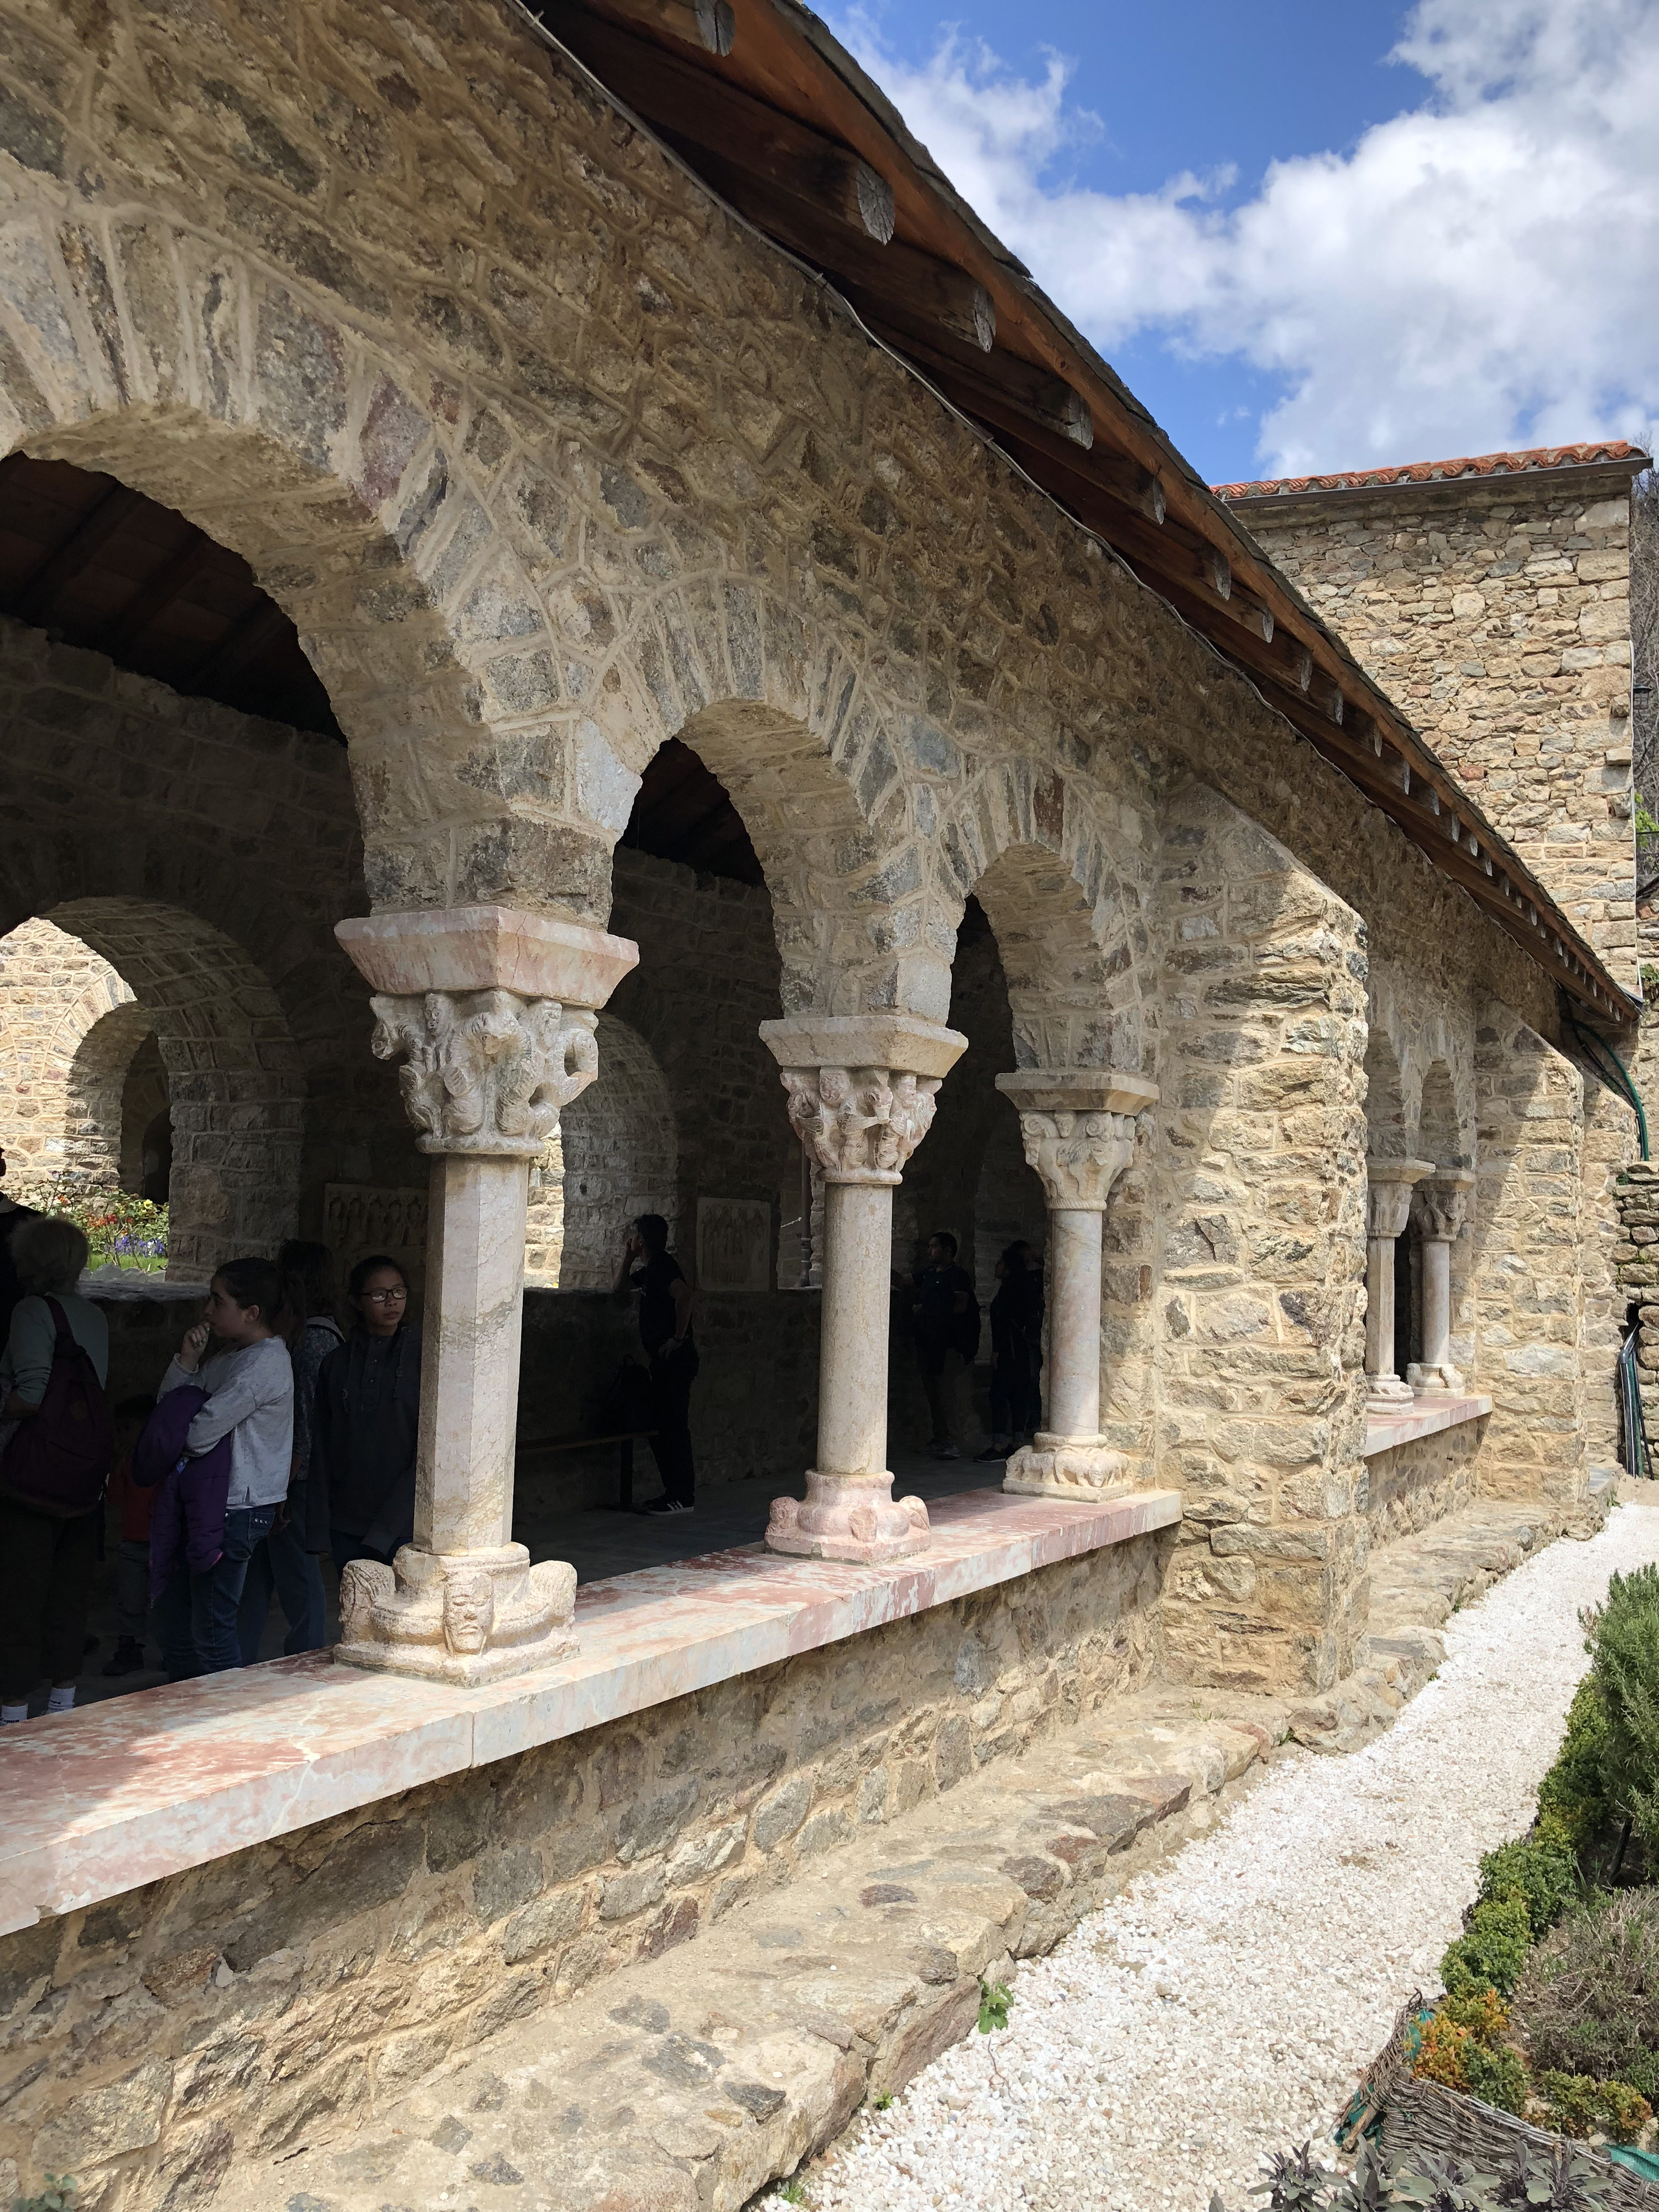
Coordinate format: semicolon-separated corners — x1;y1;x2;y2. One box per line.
1365;1156;1433;1413
332;905;638;1684
758;1014;966;1563
993;1069;1159;1501
1408;1168;1475;1395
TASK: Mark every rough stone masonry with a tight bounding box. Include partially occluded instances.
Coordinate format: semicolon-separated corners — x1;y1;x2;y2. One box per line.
0;0;1645;2201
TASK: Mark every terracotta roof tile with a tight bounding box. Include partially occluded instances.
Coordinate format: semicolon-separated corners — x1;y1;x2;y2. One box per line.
1212;441;1650;501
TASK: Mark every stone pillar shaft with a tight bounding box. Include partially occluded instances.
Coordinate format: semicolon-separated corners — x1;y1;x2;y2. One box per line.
1046;1207;1104;1442
1364;1157;1433;1413
332;905;637;1685
816;1180;893;1479
1407;1168;1474;1395
994;1069;1158;1503
418;1152;527;1557
759;1014;967;1564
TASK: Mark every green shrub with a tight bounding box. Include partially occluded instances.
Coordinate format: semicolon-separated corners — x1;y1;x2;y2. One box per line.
1537;2070;1653;2144
1537;1679;1614;1855
1512;1888;1659;2090
1462;2040;1529;2115
1477;1832;1581;1937
1588;1566;1659;1869
1442;1894;1533;1998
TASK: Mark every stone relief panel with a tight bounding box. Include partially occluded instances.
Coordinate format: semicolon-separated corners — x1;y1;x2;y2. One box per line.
696;1197;773;1291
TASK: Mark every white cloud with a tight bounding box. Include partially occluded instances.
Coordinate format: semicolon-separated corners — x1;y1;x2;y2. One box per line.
831;0;1659;477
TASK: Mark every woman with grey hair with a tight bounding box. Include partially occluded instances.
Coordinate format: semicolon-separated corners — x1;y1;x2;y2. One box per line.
0;1214;111;1724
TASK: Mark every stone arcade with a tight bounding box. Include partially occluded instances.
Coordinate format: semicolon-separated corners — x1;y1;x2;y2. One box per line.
0;1;1647;2201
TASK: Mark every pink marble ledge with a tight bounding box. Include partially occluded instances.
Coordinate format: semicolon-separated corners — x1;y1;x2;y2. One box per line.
1362;1391;1492;1458
0;1484;1180;1937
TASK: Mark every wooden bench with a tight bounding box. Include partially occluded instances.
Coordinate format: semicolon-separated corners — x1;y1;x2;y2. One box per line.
517;1426;657;1511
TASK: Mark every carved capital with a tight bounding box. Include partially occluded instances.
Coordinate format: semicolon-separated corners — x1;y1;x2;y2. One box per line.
995;1069;1157;1214
1366;1156;1434;1242
1015;1110;1138;1213
369;988;598;1157
779;1065;940;1186
1417;1168;1475;1243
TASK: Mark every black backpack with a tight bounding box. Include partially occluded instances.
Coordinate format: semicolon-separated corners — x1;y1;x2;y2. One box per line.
2;1297;116;1516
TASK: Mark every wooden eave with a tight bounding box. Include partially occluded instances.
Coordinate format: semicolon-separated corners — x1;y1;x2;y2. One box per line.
525;0;1637;1027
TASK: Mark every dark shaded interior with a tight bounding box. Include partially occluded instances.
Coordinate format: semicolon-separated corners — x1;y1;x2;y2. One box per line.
0;452;342;738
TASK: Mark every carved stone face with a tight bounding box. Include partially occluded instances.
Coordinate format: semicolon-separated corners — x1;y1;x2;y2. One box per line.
442;1569;495;1655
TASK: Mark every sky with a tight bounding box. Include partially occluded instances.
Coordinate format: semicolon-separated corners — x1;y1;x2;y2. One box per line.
823;0;1659;487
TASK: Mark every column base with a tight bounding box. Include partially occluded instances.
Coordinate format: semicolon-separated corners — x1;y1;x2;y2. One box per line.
1406;1361;1464;1395
1003;1433;1131;1502
1365;1373;1417;1413
766;1472;931;1564
335;1542;578;1686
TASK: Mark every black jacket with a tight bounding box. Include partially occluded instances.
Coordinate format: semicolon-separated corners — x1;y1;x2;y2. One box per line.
307;1324;422;1556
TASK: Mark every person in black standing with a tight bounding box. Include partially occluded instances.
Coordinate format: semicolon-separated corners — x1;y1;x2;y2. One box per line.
309;1254;422;1575
0;1144;40;1349
977;1240;1044;1462
909;1230;979;1461
616;1214;697;1515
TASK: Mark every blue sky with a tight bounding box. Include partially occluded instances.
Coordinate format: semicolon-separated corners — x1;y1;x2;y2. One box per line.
826;0;1659;485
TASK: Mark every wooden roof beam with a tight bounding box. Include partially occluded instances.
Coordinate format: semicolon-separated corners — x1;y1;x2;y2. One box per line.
15;480;147;628
545;3;893;239
578;0;734;57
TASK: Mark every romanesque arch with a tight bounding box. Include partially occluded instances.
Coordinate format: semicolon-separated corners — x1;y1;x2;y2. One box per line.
43;897;305;1276
0;917;147;1186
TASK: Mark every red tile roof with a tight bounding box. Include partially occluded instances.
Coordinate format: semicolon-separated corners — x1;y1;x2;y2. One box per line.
1213;441;1649;500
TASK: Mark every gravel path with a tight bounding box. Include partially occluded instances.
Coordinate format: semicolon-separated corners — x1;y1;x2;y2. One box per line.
786;1498;1659;2212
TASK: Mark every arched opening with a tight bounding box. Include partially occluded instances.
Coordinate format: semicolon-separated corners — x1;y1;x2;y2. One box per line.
528;1014;679;1289
38;897;305;1276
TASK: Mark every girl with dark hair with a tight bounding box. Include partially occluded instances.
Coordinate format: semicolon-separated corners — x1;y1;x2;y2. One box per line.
153;1255;295;1677
310;1253;422;1576
234;1240;338;1663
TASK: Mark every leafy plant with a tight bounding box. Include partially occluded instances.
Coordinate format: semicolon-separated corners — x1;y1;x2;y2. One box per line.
977;1976;1011;2033
777;2183;808;2208
15;2182;79;2212
1585;1567;1659;1870
1478;1834;1582;1939
1216;2140;1616;2210
1536;2072;1652;2144
1537;1682;1614;1856
1442;1896;1533;1999
15;1177;169;1273
1442;1987;1511;2043
872;2091;893;2111
1462;2041;1529;2116
1512;1888;1659;2091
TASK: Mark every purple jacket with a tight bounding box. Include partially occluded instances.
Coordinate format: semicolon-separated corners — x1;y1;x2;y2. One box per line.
134;1385;233;1594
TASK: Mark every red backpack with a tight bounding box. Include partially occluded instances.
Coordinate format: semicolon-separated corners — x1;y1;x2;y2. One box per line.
2;1297;116;1516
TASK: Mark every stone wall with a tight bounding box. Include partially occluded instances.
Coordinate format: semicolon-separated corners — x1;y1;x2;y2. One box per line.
0;614;413;1271
1472;1001;1589;1501
0;1532;1168;2206
1152;780;1370;1694
0;916;147;1187
1363;1422;1484;1546
1237;465;1639;982
1612;1160;1659;1472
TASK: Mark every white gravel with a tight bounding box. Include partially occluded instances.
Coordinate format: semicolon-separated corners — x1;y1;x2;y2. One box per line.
785;1498;1659;2212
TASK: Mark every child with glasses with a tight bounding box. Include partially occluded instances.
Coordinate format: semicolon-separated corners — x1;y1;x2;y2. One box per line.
309;1254;422;1580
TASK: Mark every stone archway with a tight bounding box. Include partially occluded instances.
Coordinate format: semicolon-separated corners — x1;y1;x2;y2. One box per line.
0;917;145;1185
40;897;305;1277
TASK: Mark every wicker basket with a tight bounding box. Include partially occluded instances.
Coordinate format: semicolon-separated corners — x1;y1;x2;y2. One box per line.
1383;2074;1659;2209
1345;1995;1659;2210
